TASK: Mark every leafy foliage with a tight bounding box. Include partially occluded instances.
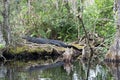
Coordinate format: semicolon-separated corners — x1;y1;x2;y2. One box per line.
0;0;115;43
83;0;115;37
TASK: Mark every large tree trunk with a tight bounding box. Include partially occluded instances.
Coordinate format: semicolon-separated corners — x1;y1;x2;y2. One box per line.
105;0;120;62
0;24;6;45
2;0;11;46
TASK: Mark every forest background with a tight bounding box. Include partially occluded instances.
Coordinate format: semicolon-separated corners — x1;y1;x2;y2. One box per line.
0;0;114;54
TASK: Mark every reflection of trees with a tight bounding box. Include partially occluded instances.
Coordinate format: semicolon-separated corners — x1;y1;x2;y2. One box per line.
105;63;120;80
0;61;114;80
0;64;7;79
80;60;113;80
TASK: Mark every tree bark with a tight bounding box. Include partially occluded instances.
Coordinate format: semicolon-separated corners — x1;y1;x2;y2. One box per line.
0;23;6;45
28;0;31;15
115;0;120;36
3;0;11;46
105;0;120;61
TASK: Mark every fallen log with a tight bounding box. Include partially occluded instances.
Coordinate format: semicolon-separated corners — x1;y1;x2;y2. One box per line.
22;36;81;51
2;40;83;61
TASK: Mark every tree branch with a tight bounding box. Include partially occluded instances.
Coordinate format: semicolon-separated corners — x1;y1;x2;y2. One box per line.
77;14;94;80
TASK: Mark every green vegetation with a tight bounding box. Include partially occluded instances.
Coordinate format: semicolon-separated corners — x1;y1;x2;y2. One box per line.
0;1;118;80
0;0;115;61
0;0;113;43
0;44;5;49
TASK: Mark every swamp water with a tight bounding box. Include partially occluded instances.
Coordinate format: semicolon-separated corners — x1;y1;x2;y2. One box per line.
0;60;117;80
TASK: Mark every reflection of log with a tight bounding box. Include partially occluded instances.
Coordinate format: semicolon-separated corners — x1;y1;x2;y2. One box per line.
63;48;73;75
26;48;75;75
26;61;64;71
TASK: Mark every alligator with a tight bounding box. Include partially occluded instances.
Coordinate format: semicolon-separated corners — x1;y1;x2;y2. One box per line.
22;36;81;51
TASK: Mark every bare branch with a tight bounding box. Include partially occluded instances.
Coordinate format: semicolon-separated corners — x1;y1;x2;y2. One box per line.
77;14;94;80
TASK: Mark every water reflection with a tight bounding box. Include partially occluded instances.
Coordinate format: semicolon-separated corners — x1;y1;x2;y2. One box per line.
78;60;113;80
105;62;120;80
0;60;114;80
0;64;7;79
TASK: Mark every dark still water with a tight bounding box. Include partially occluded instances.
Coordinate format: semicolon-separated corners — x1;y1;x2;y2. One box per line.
0;60;116;80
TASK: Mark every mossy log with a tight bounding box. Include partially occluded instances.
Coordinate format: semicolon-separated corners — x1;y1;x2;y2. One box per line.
9;43;65;54
3;42;83;60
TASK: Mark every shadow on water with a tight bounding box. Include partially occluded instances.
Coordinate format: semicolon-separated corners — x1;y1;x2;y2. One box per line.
0;60;116;80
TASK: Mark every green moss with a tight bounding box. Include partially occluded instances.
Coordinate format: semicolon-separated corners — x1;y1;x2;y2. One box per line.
8;44;66;55
9;45;45;54
28;47;44;53
9;46;27;54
